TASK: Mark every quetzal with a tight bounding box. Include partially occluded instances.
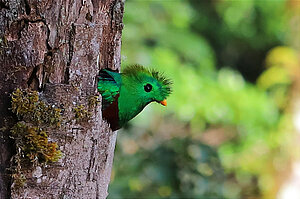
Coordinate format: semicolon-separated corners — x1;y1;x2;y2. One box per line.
97;65;172;131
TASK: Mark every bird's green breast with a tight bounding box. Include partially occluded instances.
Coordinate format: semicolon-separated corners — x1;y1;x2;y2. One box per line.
117;77;148;127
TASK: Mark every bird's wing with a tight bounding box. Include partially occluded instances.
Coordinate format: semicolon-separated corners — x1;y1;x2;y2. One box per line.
97;69;121;109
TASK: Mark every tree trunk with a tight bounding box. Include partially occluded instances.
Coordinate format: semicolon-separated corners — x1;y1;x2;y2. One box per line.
0;0;124;198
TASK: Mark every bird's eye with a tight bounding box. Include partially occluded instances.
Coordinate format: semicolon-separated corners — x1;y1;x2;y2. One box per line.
144;84;152;92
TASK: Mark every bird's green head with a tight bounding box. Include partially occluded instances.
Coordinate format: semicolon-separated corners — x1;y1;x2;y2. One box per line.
122;65;172;106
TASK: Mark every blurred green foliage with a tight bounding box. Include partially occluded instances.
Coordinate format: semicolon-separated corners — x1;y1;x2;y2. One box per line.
108;0;299;198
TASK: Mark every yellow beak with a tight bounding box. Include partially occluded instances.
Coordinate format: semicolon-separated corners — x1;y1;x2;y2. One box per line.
160;99;167;106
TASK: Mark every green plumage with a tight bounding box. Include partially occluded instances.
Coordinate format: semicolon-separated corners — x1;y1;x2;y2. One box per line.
97;65;172;130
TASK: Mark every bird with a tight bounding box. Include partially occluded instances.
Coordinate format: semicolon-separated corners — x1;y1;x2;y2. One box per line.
97;64;172;131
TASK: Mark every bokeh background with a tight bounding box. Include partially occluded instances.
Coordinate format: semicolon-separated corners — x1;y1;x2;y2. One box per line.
108;0;300;198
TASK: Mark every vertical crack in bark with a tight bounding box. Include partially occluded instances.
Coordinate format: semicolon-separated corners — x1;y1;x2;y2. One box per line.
27;65;39;89
65;23;76;84
110;0;116;28
42;20;54;88
87;138;96;181
23;0;31;15
64;67;70;84
96;180;100;199
45;22;51;51
68;24;76;67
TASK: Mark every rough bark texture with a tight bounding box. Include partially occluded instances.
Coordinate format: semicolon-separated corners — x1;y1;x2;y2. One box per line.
0;0;124;198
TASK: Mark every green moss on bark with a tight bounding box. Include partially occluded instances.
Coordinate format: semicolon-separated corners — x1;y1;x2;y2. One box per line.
73;104;92;122
11;88;62;127
11;122;62;163
10;88;63;189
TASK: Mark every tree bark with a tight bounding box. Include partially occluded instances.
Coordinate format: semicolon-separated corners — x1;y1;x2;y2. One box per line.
0;0;123;198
